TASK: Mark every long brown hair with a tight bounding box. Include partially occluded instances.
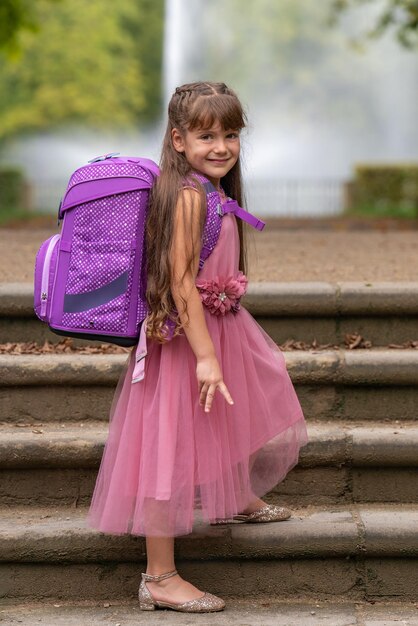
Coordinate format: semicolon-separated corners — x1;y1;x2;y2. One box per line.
145;81;248;342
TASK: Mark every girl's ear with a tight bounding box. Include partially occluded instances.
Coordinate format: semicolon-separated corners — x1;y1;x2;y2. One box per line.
172;128;185;153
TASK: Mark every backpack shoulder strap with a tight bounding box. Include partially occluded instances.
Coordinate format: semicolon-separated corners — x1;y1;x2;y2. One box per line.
191;174;266;272
199;178;224;271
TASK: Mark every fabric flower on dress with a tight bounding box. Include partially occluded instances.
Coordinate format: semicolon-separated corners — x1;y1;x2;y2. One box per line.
195;271;248;316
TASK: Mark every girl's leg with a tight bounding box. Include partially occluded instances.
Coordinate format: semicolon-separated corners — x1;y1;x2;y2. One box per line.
239;449;272;514
240;447;293;515
145;535;175;575
240;495;269;514
144;536;207;603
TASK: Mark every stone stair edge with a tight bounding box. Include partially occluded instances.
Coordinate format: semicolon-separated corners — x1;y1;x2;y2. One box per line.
2;598;418;625
1;420;417;469
2;281;418;317
1;503;417;562
1;349;418;387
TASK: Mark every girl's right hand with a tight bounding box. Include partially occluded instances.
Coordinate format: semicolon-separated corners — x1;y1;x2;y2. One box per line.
196;355;234;413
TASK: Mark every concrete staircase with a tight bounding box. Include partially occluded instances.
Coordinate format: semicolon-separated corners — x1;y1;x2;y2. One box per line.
2;281;418;346
1;282;418;606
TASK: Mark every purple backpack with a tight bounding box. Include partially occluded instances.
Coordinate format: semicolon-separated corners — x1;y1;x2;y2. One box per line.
34;153;265;350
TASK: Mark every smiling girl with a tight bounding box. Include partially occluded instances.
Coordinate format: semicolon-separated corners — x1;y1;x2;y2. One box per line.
87;81;308;613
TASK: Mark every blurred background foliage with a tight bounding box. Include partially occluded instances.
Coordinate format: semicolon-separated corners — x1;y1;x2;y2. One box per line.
0;0;417;220
1;0;416;147
329;0;418;50
349;164;418;217
0;0;164;143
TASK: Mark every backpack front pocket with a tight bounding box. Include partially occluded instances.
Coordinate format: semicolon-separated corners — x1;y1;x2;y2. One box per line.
61;239;135;334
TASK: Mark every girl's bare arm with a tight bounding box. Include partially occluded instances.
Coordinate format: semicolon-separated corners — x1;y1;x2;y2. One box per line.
169;188;234;412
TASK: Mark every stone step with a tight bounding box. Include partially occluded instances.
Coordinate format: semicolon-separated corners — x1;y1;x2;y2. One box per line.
1;503;417;602
2;281;418;346
1;421;417;506
2;598;418;626
1;349;418;422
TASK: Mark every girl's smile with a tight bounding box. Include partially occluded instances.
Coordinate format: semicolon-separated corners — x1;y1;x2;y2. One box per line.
172;123;240;186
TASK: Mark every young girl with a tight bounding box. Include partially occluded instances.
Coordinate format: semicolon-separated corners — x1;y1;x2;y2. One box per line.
86;81;309;613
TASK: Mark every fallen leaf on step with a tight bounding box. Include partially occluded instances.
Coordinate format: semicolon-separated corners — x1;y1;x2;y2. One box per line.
344;333;373;349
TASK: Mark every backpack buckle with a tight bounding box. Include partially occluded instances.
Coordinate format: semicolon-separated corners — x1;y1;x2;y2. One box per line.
216;203;223;217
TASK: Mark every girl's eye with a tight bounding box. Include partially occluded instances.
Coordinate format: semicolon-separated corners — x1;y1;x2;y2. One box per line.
200;134;212;140
227;132;240;139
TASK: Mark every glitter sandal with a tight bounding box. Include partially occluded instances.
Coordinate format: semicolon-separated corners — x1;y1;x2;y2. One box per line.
210;503;292;525
138;569;226;612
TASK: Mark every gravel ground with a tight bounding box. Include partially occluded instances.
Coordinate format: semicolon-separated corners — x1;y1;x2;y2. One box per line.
1;219;418;283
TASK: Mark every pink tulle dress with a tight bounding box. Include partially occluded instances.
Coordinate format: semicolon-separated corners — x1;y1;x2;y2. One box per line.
86;211;309;537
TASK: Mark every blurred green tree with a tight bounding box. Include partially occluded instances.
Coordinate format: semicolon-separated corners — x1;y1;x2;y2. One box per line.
0;0;164;142
0;0;63;56
328;0;418;50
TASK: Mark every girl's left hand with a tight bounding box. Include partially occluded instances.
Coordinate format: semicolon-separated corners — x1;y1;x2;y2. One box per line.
196;354;234;413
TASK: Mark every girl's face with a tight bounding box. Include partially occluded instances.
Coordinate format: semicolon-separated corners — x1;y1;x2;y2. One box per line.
172;122;240;187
